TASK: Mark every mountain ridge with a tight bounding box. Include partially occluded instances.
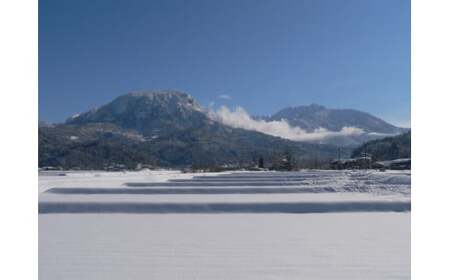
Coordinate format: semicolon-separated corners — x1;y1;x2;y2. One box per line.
269;104;406;134
40;91;347;169
39;90;407;169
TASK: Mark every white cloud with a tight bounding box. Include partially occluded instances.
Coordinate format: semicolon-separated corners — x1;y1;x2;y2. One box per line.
209;106;365;142
217;94;232;100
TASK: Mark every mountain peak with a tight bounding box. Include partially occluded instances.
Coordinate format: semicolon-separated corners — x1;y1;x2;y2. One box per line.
66;90;206;135
279;103;326;114
127;89;189;98
307;103;326;109
124;90;201;110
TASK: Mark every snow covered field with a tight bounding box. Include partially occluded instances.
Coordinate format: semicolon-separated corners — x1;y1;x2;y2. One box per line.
39;170;410;279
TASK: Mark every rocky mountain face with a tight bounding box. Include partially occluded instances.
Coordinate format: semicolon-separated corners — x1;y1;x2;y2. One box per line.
40;91;345;169
66;91;207;136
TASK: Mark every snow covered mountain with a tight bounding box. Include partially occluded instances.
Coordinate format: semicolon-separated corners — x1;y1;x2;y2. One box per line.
267;104;408;146
40;91;343;169
269;104;405;134
66;91;207;136
39;91;409;169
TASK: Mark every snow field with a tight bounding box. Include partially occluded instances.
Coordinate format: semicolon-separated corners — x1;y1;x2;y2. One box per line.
39;170;411;279
40;213;410;280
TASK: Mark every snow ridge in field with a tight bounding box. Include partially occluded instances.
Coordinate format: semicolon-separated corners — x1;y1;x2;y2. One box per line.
39;170;410;214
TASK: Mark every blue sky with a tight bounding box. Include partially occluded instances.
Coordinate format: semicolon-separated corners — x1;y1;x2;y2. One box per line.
39;0;410;127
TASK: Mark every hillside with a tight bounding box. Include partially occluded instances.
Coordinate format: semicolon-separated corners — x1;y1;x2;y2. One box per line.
351;131;411;161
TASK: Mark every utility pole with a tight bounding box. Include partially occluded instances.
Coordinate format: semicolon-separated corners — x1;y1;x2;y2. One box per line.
363;146;366;169
314;151;318;170
363;146;371;169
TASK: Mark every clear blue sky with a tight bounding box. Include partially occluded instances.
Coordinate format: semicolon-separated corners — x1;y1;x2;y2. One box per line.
39;0;410;126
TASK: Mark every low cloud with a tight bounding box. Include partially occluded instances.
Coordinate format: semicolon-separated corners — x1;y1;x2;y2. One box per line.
209;106;364;142
217;94;232;100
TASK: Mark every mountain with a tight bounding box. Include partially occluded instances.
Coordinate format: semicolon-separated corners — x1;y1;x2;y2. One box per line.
40;91;345;169
351;131;411;161
269;104;404;133
66;91;207;136
268;104;407;146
